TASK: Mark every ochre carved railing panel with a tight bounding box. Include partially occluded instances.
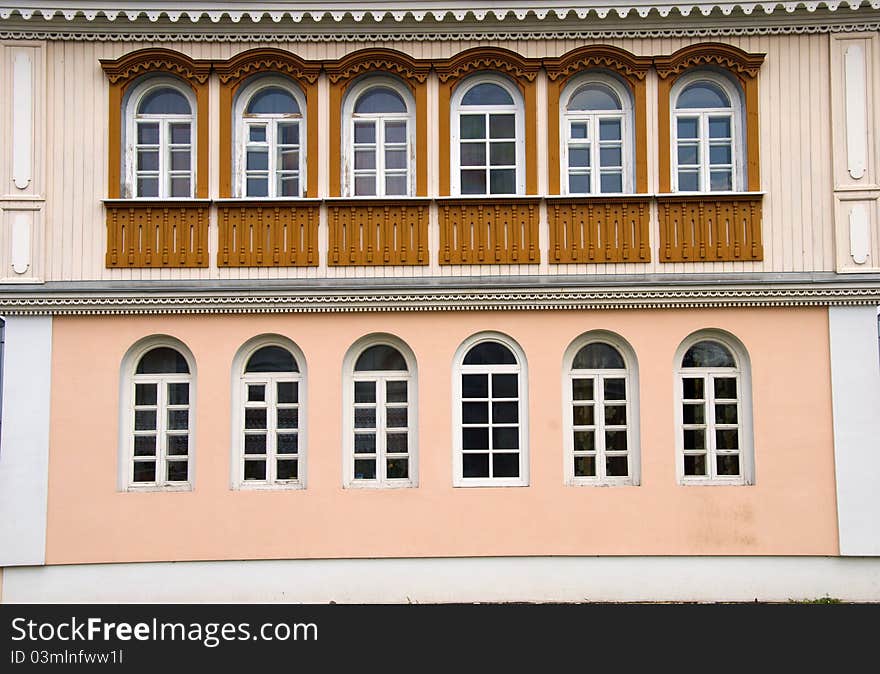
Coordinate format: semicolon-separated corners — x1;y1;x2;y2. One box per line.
328;200;429;266
547;197;651;264
439;199;540;265
657;195;764;262
218;202;319;267
106;203;209;268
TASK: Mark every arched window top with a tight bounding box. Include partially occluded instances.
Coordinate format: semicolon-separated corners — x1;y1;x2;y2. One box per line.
682;340;737;368
135;347;190;374
573;342;625;369
463;341;517;366
245;86;299;116
355;344;408;372
461;82;514;106
567;83;622;111
354;86;407;114
245;345;298;373
137;87;191;115
676;80;731;109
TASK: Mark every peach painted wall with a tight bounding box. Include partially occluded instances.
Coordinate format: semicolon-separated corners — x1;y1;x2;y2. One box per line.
45;307;838;564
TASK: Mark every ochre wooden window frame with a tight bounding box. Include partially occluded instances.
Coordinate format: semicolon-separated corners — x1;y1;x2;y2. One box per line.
436;47;541;197
544;46;653;195
325;49;431;198
101;48;211;200
216;49;321;199
654;43;765;194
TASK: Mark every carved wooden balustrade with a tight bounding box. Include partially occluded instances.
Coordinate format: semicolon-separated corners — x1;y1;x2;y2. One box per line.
217;201;319;267
439;198;540;265
657;194;763;262
547;197;651;264
327;200;429;266
105;202;209;268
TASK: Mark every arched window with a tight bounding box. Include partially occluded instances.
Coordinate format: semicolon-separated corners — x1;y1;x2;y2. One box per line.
124;78;196;198
234;337;305;488
121;339;194;489
560;76;634;195
451;75;525;196
235;77;306;198
453;333;528;486
343;336;417;487
342;77;414;197
564;333;640;486
675;332;754;485
671;71;744;193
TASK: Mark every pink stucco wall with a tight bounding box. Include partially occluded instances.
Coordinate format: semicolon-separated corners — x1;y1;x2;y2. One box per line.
45;307;838;564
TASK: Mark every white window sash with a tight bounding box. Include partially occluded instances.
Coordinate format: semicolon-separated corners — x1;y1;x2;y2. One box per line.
350;371;412;486
130;373;191;488
240;373;302;486
672;108;737;193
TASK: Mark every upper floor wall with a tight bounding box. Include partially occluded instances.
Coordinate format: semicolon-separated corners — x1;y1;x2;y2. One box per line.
1;31;877;283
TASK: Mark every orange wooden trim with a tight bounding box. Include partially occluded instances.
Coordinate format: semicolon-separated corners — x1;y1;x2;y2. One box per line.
306;82;320;198
634;78;649;194
525;81;538;195
329;81;343;198
546;196;652;263
437;198;541;265
654;43;765;80
745;76;760;192
434;46;541;86
100;48;211;87
657;76;672;194
214;48;321;87
547;79;561;196
195;83;210;199
218;82;233;198
105;203;210;268
544;45;653;88
438;82;451;197
107;83;122;199
323;48;430;86
415;82;428;196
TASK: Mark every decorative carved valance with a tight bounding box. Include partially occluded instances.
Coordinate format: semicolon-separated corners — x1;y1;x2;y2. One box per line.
544;45;653;84
654;43;765;80
215;48;321;86
100;48;211;87
325;48;431;86
435;47;541;85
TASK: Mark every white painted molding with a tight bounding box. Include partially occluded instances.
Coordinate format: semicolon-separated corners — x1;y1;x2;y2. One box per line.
844;44;868;180
848;203;870;264
11;49;32;190
10;210;30;274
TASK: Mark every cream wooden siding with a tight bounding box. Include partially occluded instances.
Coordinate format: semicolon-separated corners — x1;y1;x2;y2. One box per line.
41;35;835;281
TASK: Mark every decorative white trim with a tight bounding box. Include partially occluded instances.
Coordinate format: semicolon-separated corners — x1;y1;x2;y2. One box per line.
11;49;32;191
849;203;870;264
9;211;30;275
844;43;868;180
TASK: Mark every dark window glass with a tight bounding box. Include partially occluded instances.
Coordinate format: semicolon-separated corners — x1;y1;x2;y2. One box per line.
245;346;298;373
567;83;622;111
463;341;516;365
677;81;731;109
461;83;514;106
136;347;189;374
354;87;407;114
682;340;736;368
572;342;625;369
138;87;191;115
246;87;299;115
354;345;407;372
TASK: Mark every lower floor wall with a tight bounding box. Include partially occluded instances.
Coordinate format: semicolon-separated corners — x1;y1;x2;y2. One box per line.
3;557;880;603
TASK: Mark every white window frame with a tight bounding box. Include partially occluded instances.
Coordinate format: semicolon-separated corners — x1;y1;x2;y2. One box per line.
118;336;196;492
674;330;755;486
342;334;418;489
341;76;416;198
562;331;640;487
670;70;745;194
233;76;307;199
450;74;526;197
559;75;635;196
123;77;197;200
230;335;307;491
452;332;529;487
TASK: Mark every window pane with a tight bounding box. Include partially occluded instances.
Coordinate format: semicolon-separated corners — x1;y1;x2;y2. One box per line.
355;345;407;371
277;409;298;430
605;430;627;452
677;82;730;109
167;382;189;405
573;343;624;369
573;405;594;426
606;456;628;477
684;454;707;476
354;176;376;196
387;433;408;453
461;83;513;106
279;176;299;197
569;148;590;168
135;410;156;431
573;430;594;451
246;177;268;197
170;177;191;198
277;381;298;404
709;145;732;165
462;402;488;424
489;169;516;194
491;139;517;166
354;381;376;404
492;427;518;450
385;175;407;196
137;150;159;171
600;173;623;193
246;87;299;115
385;121;407;144
463;427;489;450
134;436;156;456
137;122;159;145
135;383;157;406
353;121;376;144
599;143;622;166
716;429;739;450
599;119;622;141
461;144;486;167
677;144;699;166
568;174;590;194
717;455;740;476
277;434;298;454
386;458;409;479
492;453;519;478
354;149;376;170
277;460;298;480
386;408;408;429
683;403;705;425
133;461;156;482
245;408;267;430
246;346;297;373
244;434;266;455
709;117;732;138
354;459;376;480
710;171;733;191
354;87;406;114
574;456;596;477
169;123;190;145
249;125;267;143
386;380;407;403
568;84;621;111
167;461;188;482
354;433;376;454
489;114;515;139
463;453;490;478
460;169;486;194
570;122;589;139
460;115;486;140
138;88;190;115
279;123;299;146
167;435;188;456
683;341;735;368
244;460;266;481
137;177;159;198
279;149;299;171
684;429;705;450
385;149;407;170
677;171;699;191
464;341;516;365
492;373;518;398
572;378;593;401
676;117;699;139
355;408;376;429
682;377;704;399
167;409;188;430
492;401;518;424
715;403;738;424
137;347;189;374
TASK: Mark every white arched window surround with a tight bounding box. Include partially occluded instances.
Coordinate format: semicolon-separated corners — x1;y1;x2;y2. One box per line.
562;331;641;487
341;75;416;198
123;75;197;199
233;76;307;199
674;329;754;486
671;69;745;194
342;334;418;489
118;335;196;491
452;331;529;487
230;335;307;490
451;73;526;197
559;73;635;195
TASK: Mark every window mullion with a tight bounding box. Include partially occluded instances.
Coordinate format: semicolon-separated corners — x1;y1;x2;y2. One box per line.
595;373;605;480
156;375;167;485
376;117;386;198
267;121;277;199
377;375;387;484
266;375;277;483
707;373;717;479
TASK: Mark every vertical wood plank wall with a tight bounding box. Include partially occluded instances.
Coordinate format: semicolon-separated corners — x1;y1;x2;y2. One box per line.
40;34;834;282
